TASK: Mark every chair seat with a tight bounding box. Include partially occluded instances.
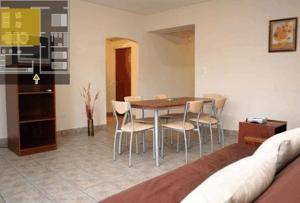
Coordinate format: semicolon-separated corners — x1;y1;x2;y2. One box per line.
160;113;184;119
190;115;218;124
121;122;154;132
162;121;195;131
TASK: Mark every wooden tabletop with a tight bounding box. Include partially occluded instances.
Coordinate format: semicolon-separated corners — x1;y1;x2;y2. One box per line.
130;97;213;110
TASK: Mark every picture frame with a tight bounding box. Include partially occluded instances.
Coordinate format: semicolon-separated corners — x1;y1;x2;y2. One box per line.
269;17;298;52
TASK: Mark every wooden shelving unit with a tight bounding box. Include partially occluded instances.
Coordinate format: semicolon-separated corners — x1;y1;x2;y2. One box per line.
6;65;57;156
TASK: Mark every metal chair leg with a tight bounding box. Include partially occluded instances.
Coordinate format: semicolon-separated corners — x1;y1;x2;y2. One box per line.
209;124;213;152
221;123;225;147
217;124;221;144
203;127;207;144
183;130;188;164
197;128;202;157
113;131;118;161
129;132;134;167
118;132;123;154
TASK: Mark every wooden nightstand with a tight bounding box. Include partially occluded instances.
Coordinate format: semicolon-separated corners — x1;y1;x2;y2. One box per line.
238;120;287;146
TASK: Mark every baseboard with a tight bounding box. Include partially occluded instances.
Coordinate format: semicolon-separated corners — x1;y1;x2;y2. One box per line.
224;129;238;136
56;125;106;136
0;138;8;148
209;127;238;136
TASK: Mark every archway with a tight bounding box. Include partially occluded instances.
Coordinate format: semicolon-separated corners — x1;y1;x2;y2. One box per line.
105;37;139;114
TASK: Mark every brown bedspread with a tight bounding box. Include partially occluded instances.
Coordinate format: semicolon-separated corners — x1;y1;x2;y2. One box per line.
255;157;300;203
101;143;256;203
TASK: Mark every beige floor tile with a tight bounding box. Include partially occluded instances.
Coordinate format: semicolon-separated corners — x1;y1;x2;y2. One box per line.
0;118;237;202
51;191;96;203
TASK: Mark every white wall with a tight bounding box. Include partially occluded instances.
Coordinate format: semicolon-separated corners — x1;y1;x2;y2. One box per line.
55;0;145;131
53;0;195;131
63;0;195;130
139;33;195;99
145;0;300;130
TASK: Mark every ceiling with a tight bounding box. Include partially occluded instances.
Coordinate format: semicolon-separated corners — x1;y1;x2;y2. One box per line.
83;0;209;15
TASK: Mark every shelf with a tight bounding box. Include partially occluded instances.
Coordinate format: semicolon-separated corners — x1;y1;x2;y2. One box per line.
18;91;54;95
20;120;56;150
19;94;55;122
6;65;56;156
20;117;55;124
19;144;57;156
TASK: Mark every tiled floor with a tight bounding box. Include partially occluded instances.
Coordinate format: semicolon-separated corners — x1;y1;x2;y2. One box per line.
0;118;237;203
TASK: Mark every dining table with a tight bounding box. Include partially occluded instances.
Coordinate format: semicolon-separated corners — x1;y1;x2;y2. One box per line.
130;97;213;167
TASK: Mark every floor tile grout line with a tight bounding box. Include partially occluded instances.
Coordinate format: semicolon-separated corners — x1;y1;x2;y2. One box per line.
39;145;100;202
2;156;55;203
4;148;98;203
0;124;237;202
47;166;99;202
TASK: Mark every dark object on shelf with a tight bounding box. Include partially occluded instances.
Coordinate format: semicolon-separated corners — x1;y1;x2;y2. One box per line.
88;119;94;136
6;64;57;156
238;119;287;146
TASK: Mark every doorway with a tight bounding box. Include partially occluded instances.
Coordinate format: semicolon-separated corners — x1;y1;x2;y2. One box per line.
105;38;139;114
115;47;131;101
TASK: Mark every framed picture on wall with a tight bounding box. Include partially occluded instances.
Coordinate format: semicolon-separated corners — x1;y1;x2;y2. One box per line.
269;17;298;52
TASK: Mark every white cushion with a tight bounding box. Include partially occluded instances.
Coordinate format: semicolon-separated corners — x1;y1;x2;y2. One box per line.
182;154;278;203
162;121;195;131
254;127;300;171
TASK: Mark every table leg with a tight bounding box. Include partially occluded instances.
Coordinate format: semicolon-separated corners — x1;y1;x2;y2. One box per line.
154;109;160;167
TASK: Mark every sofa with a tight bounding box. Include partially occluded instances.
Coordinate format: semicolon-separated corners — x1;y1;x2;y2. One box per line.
101;131;300;203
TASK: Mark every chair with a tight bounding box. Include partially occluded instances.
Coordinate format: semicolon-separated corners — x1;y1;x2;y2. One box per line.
112;101;154;167
161;100;204;164
190;94;226;151
124;96;154;124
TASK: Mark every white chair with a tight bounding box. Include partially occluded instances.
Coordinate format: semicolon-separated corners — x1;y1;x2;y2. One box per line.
154;94;185;146
124;96;157;158
124;96;154;124
112;101;154;167
190;94;226;151
161;100;204;164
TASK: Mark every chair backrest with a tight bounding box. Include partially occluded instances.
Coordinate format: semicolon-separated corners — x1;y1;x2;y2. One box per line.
112;101;133;129
187;100;204;114
183;100;204;123
154;94;168;99
124;96;142;102
203;94;226;120
203;94;226;110
124;96;143;118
